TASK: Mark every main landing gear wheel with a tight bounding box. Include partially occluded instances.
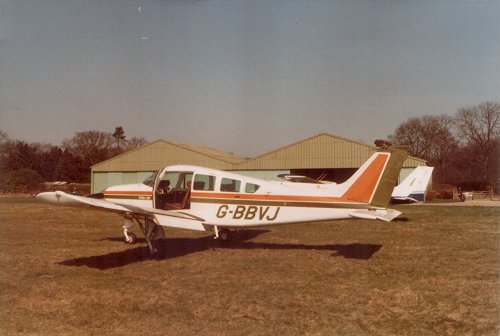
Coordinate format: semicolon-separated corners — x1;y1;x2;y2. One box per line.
124;232;137;244
219;228;231;241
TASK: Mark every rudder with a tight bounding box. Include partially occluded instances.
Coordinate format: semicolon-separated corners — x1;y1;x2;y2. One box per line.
342;147;408;207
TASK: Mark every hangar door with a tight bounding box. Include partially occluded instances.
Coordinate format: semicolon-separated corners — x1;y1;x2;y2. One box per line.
92;171;155;193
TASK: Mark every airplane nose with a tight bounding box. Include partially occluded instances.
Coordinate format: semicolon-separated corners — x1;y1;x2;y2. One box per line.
35;192;47;200
36;192;52;202
36;191;63;204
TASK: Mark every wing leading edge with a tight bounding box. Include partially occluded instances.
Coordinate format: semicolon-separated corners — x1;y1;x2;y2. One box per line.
36;191;205;223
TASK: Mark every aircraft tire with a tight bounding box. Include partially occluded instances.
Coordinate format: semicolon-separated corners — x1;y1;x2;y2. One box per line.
125;232;137;244
219;229;230;241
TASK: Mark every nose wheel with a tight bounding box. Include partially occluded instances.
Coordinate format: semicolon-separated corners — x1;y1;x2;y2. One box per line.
124;232;137;244
123;217;137;244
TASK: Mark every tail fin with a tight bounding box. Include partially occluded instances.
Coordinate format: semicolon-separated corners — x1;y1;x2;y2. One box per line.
391;166;434;202
341;147;408;207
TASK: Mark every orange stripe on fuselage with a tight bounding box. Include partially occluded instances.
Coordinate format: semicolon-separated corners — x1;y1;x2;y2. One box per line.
343;153;389;203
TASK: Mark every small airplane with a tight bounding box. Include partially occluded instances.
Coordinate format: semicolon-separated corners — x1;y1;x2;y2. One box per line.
390;166;434;204
37;146;408;254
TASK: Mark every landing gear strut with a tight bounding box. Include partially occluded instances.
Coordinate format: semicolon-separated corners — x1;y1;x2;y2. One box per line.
122;215;165;255
141;218;165;254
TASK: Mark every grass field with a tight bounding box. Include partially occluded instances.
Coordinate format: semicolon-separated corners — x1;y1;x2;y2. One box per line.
0;197;498;335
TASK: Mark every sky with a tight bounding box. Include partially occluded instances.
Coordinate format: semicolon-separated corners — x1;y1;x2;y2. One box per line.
1;0;499;157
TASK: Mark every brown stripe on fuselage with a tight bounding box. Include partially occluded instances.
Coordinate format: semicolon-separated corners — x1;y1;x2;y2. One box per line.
103;191;152;200
191;195;370;209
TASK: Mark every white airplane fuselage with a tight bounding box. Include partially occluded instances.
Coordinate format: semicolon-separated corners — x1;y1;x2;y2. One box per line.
92;154;402;231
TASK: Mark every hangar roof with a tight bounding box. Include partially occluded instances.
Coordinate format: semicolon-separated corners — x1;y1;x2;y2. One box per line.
234;133;426;170
92;133;426;172
92;140;245;172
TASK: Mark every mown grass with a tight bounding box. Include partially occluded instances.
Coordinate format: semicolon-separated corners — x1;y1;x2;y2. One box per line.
0;198;498;335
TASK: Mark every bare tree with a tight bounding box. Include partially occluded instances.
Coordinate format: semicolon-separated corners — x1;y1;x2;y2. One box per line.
123;136;148;151
389;117;427;157
389;115;457;182
62;130;113;166
455;101;500;184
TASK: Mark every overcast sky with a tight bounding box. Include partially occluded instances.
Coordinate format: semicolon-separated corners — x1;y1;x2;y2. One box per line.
1;0;499;157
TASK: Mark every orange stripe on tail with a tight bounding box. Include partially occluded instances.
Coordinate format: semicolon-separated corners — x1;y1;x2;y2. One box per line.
343;153;390;203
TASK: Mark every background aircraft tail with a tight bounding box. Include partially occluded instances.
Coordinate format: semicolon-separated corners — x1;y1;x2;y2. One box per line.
391;166;434;203
340;147;408;207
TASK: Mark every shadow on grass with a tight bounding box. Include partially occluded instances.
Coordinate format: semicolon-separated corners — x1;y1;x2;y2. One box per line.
58;229;382;270
237;241;382;260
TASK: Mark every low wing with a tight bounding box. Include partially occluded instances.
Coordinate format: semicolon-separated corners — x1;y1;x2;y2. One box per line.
36;191;205;222
37;191;131;212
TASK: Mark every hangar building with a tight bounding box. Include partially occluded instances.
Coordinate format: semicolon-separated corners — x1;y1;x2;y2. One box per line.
91;133;427;193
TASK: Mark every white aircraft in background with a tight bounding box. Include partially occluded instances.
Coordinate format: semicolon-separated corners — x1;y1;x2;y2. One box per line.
37;147;408;254
390;166;434;204
278;166;433;204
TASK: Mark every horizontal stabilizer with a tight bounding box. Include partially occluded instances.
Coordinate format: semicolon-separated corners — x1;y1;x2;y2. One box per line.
349;209;402;222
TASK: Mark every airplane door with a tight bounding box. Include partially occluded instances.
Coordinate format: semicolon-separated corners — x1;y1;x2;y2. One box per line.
152;169;164;209
153;170;194;210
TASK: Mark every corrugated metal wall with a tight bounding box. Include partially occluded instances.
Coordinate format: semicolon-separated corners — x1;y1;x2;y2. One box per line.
90;134;427;192
93;140;240;172
235;134;424;170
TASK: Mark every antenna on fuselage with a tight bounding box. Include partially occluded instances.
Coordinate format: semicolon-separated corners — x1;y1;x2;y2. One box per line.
316;172;328;182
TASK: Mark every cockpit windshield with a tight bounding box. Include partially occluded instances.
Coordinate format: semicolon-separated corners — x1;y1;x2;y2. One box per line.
142;173;156;187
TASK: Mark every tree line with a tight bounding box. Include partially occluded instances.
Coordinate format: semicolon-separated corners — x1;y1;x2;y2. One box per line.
0;127;146;193
389;101;499;190
1;102;499;193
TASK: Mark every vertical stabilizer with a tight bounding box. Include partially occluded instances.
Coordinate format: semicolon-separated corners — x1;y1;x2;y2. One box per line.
341;147;408;207
391;166;434;202
369;147;408;207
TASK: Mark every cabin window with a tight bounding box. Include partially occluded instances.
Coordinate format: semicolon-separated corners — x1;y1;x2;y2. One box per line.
161;172;183;190
221;178;241;192
193;174;215;191
245;183;260;193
